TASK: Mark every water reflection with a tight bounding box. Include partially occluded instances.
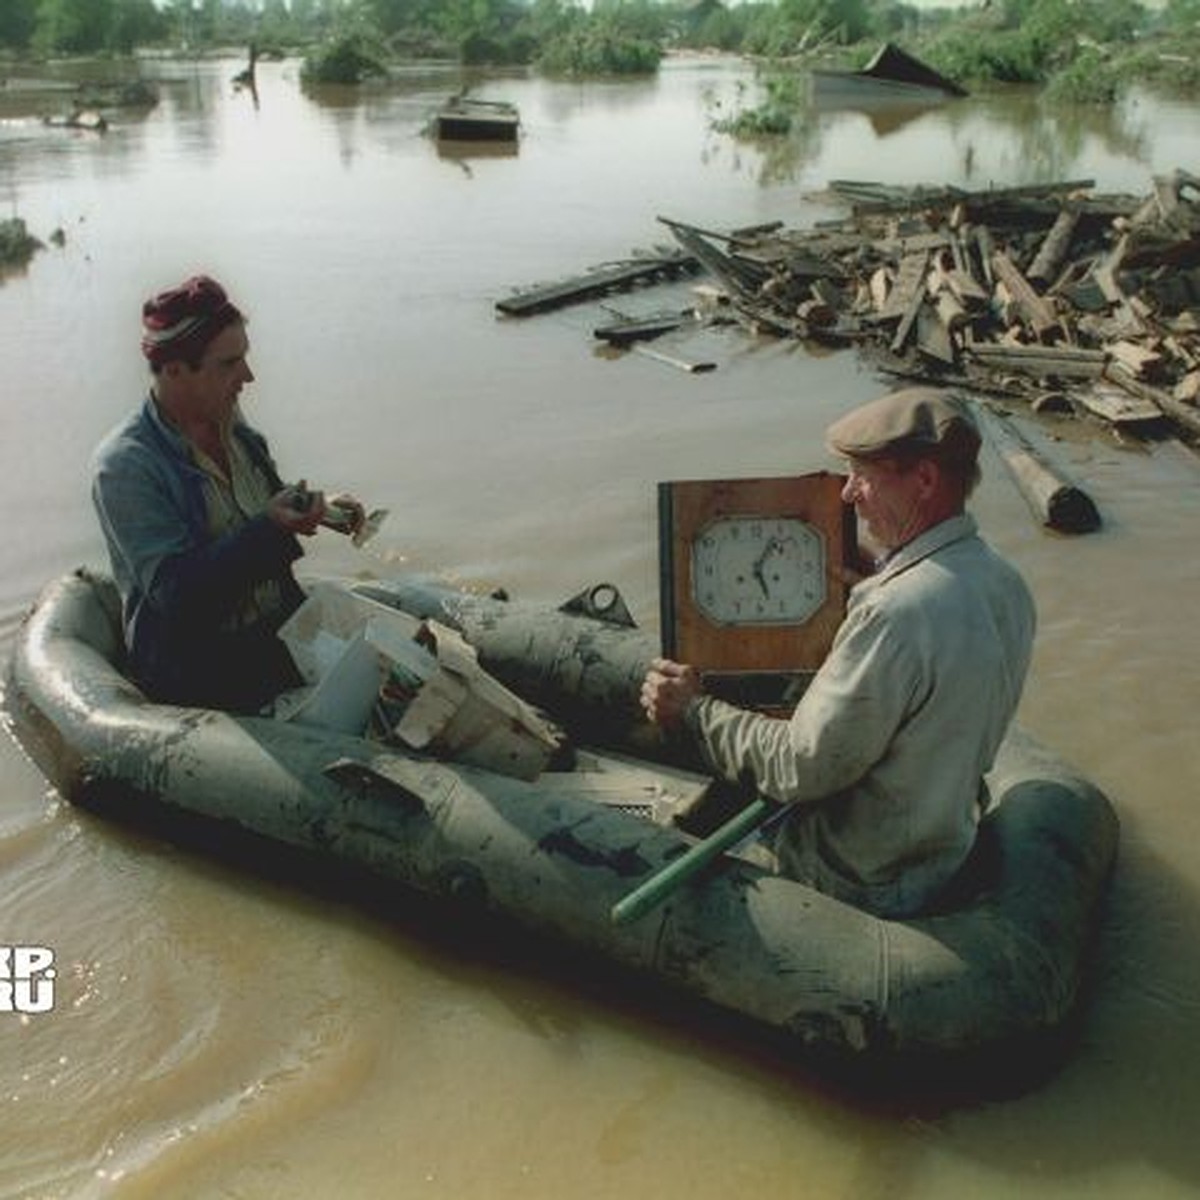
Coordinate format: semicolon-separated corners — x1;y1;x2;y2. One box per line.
702;72;1157;192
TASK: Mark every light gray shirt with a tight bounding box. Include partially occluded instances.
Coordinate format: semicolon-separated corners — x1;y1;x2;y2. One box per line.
687;513;1036;916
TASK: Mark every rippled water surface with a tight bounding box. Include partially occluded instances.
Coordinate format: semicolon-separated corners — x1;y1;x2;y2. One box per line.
1;53;1199;1199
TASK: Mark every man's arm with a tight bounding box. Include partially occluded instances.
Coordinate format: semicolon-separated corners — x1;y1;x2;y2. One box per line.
650;603;921;806
93;445;303;630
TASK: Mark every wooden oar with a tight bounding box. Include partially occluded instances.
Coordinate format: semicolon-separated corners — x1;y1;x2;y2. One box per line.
611;797;771;925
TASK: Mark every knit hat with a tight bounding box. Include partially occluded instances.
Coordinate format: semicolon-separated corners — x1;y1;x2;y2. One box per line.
141;274;243;367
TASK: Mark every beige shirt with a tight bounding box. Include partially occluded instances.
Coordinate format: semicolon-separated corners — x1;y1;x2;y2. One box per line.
192;421;284;630
687;514;1036;916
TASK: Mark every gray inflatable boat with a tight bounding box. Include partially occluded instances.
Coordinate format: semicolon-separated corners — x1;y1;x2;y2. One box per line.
4;569;1118;1080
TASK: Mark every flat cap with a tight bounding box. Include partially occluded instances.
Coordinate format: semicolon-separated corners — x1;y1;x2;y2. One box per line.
826;387;980;462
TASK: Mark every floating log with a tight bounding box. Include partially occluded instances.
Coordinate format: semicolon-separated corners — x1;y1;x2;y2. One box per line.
975;403;1101;534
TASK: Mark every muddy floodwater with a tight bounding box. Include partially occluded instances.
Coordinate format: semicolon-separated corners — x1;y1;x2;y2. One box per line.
2;53;1199;1199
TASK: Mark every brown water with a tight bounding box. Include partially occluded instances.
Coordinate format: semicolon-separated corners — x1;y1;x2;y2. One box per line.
2;53;1200;1199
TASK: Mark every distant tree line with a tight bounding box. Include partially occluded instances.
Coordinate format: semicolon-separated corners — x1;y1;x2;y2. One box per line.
2;0;1197;95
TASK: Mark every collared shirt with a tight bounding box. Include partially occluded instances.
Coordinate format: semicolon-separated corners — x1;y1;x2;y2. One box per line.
687;513;1036;917
191;418;285;630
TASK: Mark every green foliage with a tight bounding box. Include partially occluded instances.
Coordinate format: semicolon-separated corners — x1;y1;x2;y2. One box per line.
711;72;801;136
1118;36;1200;91
536;5;665;76
1042;45;1121;102
33;0;115;55
301;29;390;84
0;218;42;270
1164;0;1200;29
537;27;662;75
0;0;38;50
927;27;1044;83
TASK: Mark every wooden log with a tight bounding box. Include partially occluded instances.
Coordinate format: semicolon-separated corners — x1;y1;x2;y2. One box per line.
990;250;1060;338
1027;207;1081;286
974;403;1101;534
965;342;1106;378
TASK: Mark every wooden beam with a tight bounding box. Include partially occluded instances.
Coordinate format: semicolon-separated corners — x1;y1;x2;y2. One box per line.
990;250;1060;338
974;403;1101;534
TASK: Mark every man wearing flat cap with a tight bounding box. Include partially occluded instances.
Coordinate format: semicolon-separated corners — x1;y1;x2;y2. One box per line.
642;387;1035;917
92;274;363;713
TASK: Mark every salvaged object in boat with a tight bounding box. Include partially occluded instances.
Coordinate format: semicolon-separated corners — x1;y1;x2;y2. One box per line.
431;96;519;142
4;569;1118;1079
811;42;968;105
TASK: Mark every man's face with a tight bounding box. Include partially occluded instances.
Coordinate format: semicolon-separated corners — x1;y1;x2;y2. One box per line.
176;321;254;424
841;455;930;554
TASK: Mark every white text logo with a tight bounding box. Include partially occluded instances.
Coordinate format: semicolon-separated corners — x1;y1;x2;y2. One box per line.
1;946;56;1015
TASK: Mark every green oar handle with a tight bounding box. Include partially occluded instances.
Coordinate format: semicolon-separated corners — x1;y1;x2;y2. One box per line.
611;798;772;925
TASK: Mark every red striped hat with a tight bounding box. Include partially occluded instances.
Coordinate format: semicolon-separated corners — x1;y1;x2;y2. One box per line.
141;275;244;366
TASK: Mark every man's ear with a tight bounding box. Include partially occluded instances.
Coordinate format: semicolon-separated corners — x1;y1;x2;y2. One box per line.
915;456;940;498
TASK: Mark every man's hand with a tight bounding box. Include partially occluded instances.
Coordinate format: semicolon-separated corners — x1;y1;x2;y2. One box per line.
268;481;325;536
641;657;703;728
323;492;367;539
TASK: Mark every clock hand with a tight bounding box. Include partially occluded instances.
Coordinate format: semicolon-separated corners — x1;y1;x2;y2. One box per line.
752;537;782;597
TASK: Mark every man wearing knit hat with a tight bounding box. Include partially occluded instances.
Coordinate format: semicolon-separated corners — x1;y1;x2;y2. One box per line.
92;274;363;713
641;387;1035;917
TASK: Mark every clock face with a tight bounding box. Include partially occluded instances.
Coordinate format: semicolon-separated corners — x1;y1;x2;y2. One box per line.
691;515;827;626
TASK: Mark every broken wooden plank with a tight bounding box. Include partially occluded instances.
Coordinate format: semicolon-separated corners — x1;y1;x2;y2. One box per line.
1075;381;1166;427
1108;338;1165;379
890;250;930;353
990;250;1060;338
1104;361;1200;439
496;250;699;317
593;307;693;346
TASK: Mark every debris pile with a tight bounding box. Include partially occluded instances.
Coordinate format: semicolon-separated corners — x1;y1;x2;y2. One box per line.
658;170;1200;442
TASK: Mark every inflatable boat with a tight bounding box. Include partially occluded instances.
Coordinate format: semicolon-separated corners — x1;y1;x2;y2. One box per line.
4;569;1118;1078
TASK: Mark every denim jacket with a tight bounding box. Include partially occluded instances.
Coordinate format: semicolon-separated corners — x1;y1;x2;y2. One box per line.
91;394;305;710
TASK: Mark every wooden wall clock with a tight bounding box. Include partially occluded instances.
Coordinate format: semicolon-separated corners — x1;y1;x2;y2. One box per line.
658;473;856;707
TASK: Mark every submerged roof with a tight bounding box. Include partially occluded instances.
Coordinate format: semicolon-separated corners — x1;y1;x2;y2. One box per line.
859;42;969;97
